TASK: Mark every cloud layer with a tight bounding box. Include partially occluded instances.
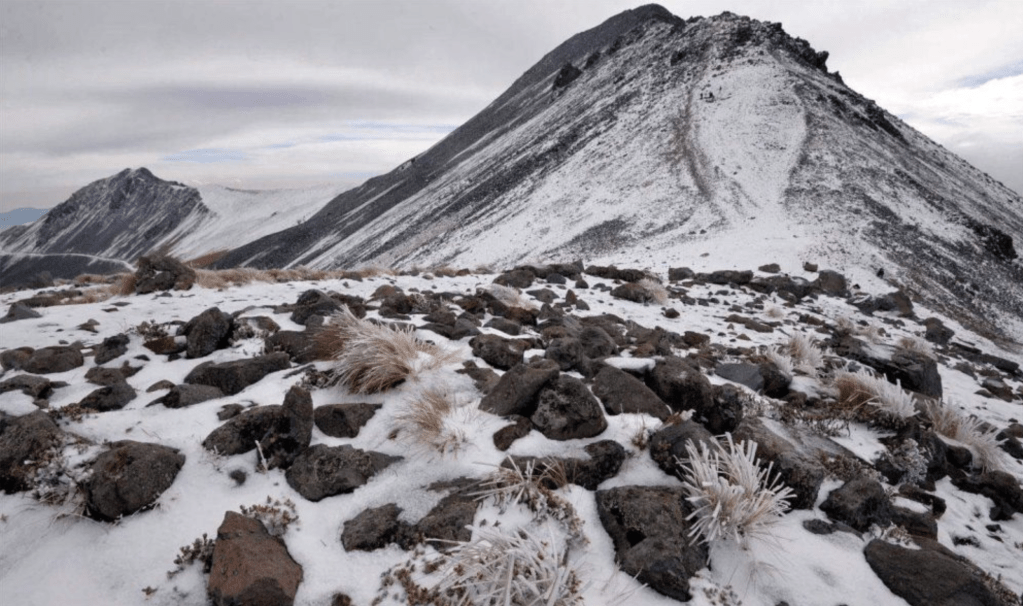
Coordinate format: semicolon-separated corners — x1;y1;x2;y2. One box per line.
1;0;1020;210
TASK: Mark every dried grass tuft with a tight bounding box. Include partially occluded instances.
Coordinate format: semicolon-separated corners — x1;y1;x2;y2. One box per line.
638;277;670;305
318;307;456;394
833;370;917;425
923;399;1005;471
787;332;825;376
394;387;476;458
897;335;936;360
679;435;794;549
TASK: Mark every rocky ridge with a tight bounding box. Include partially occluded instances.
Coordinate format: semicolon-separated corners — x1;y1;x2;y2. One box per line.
1;259;1021;605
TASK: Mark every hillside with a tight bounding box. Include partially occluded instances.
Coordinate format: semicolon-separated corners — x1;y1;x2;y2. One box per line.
0;261;1021;605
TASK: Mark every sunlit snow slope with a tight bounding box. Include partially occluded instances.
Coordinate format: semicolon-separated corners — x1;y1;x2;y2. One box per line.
215;7;1022;344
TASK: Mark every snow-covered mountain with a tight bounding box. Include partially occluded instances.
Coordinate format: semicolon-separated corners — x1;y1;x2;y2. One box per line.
212;6;1022;345
0;168;340;287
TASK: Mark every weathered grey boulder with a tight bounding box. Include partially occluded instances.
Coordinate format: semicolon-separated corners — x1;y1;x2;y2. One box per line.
531;375;607;440
93;333;130;365
313;403;381;438
864;538;1012;606
179;307;233;358
260;386;313;469
479;360;559;417
22;346;84;374
595;486;708;601
591;365;670;420
153;384;225;408
819;476;893;532
506;440;626;491
208;511;302;606
134;255;195;294
732;416;825;510
0;411;63;493
0;374;63;399
285;445;401;502
84;440;184;521
183;352;290;395
645;356;714;415
470;334;528;370
0;302;42;323
341;504;412;552
79;381;136;411
203;406;284;455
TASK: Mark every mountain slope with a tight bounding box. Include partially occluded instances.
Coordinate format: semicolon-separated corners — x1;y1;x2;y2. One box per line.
0;169;340;286
213;7;1023;345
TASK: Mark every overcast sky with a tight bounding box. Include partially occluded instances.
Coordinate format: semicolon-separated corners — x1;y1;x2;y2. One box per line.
2;0;1021;211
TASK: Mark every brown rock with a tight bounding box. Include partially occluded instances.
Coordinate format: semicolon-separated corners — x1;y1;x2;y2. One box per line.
208;511;302;606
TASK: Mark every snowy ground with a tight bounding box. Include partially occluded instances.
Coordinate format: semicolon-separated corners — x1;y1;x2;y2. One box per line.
1;267;1021;606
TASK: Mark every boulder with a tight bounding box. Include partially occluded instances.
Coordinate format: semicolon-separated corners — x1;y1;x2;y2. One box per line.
180;307;233;358
143;336;186;356
0;302;42;323
153;383;225;408
93;333;130;364
341;504;412;552
864;538;1010;606
22;346;84;374
703;269;752;285
183;352;291;395
813;269;848;296
260;386;314;469
531;375;607;440
951;471;1023;521
819;476;893;532
314;403;382;438
0;374;62;399
591;365;670;420
545;337;584;371
732;417;825;510
264;330;318;364
84;440;185;521
645;356;714;415
469;334;528;370
479;360;559;417
578;326;619;358
0;411;63;493
492;269;535;289
507;440;626;491
134;255;195;294
208;511;302;606
610;282;652;303
79;381;136;412
715;362;763;392
285;445;401;502
595;486;708;601
203;406;284;455
492;415;532;451
922;317;954;345
668;267;695;281
413;480;480;548
648;421;715;478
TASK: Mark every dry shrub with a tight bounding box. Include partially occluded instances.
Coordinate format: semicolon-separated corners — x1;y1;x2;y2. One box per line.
394;387;476;458
185;249;230;269
679;436;794;549
787;332;825;376
833;370;916;425
764;304;786;319
428;265;462;278
638;277;669;305
110;273;136;296
923;399;1005;471
317;307;456;394
897;335;936;360
486;284;536;310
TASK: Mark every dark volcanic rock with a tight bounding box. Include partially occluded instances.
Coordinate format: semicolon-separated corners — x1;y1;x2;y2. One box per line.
135;254;196;294
479;360;560;417
595;485;708;601
715;362;763;392
79;380;136;411
645;356;714;415
545;337;585;371
578;326;620;358
341;504;411;552
260;386;314;469
153;383;224;408
531;375;607;440
22;346;84;374
84;440;185;521
180;307;233;358
183;352;290;395
93;333;130;365
414;481;480;547
820;476;893;532
952;471;1023;521
492;415;533;450
208;511;303;606
591;365;670;420
732;416;825;510
864;538;1011;606
648;421;715;478
0;411;63;493
314;403;382;438
285;445;401;502
470;333;528;370
203;406;284;455
0;374;63;399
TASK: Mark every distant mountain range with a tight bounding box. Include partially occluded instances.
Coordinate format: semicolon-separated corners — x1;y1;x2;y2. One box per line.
0;207;49;228
1;4;1020;344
